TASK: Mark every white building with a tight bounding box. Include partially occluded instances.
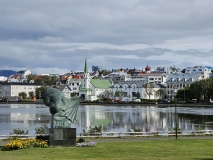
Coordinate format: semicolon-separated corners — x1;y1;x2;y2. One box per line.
79;58;112;101
50;85;72;98
111;81;165;100
66;76;82;96
185;66;211;78
0;82;43;99
165;73;204;99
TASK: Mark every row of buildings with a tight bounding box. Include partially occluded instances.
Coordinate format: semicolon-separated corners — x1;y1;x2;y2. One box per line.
0;59;213;101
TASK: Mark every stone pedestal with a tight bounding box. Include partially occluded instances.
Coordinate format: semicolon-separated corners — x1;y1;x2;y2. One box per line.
49;128;76;146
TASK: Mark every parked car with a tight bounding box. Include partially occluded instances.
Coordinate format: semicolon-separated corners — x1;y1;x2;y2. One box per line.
9;98;19;102
133;99;141;103
157;99;170;103
123;99;130;103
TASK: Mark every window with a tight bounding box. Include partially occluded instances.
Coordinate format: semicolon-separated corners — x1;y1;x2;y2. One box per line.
77;83;79;86
72;83;74;86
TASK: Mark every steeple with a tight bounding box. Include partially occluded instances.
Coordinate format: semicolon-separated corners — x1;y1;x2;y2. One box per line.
84;58;91;81
84;58;88;73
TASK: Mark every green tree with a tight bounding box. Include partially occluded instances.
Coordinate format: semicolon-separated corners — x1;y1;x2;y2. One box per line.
28;91;34;99
115;90;125;100
143;83;154;99
99;69;111;76
136;92;141;99
35;87;47;99
155;89;165;99
26;74;38;83
106;90;114;99
18;92;27;99
27;74;57;86
188;78;213;102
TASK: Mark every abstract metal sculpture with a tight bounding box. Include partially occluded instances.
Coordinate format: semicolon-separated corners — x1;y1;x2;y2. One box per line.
43;88;80;128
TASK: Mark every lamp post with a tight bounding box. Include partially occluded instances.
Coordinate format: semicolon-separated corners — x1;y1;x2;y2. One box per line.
174;88;178;139
184;87;185;102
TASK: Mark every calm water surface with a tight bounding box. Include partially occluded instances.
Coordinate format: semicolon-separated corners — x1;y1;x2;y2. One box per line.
0;104;213;135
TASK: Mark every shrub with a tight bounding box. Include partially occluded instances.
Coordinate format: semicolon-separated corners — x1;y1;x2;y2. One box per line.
10;128;29;135
77;137;85;143
35;126;46;134
36;135;49;144
187;100;194;103
133;128;142;132
6;138;48;150
82;126;102;136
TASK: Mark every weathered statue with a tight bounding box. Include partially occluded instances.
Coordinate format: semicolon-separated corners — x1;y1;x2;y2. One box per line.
43;88;80;128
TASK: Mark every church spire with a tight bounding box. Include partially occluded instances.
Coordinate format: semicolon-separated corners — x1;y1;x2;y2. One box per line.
84;58;88;73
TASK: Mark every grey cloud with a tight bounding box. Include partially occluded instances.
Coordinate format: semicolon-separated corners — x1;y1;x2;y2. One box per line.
0;0;213;74
174;50;213;57
1;0;213;45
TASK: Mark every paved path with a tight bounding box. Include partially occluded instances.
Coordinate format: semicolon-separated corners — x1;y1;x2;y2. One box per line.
87;136;213;143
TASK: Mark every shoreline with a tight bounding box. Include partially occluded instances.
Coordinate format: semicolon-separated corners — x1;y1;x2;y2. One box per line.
0;101;213;107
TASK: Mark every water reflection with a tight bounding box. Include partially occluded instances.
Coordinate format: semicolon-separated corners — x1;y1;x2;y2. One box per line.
0;104;213;135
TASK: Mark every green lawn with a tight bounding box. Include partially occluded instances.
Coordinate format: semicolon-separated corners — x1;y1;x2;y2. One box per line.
1;139;213;160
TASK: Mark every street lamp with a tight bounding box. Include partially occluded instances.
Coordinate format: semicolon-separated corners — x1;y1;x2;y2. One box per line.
173;88;178;139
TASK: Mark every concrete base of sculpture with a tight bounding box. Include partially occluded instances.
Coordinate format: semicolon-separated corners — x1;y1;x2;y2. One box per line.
49;128;76;147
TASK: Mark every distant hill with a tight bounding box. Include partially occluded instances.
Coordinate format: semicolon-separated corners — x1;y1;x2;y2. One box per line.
0;70;17;77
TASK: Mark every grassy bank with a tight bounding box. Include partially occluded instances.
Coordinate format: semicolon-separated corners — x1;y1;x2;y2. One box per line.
1;139;213;159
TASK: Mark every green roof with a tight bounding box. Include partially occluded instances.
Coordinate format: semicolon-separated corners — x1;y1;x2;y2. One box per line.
90;79;112;88
80;88;91;91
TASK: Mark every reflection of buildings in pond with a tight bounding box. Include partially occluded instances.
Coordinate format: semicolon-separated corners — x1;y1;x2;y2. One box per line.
178;113;213;131
77;106;109;132
75;106;213;133
9;104;40;124
111;107;161;132
0;114;11;122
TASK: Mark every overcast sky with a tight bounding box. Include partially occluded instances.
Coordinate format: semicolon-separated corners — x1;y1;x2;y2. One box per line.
1;0;213;74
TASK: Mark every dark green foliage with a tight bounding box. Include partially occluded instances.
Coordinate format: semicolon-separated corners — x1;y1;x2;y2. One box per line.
10;128;29;135
188;78;213;102
83;126;102;135
136;92;141;99
36;135;49;145
133;128;142;132
27;74;57;86
88;126;102;133
34;126;46;134
28;91;34;99
77;137;85;143
35;86;47;99
18;92;27;99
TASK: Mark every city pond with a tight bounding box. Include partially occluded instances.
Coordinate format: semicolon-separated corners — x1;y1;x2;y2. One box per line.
0;104;213;136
